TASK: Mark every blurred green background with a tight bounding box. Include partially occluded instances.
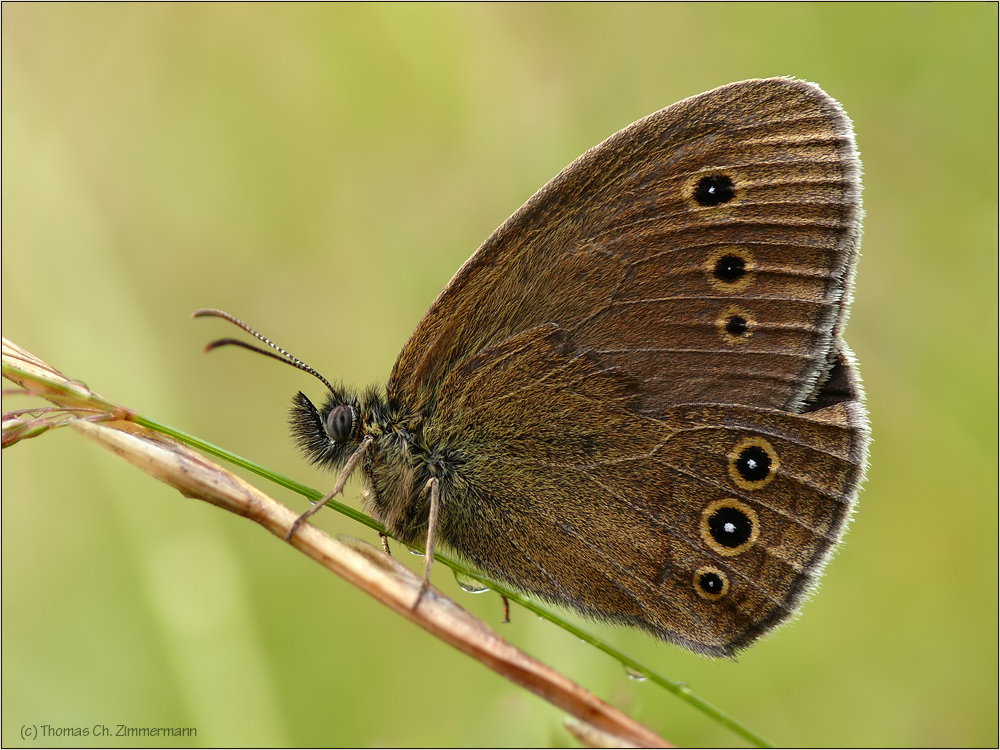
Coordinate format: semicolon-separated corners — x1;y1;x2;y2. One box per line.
3;4;997;747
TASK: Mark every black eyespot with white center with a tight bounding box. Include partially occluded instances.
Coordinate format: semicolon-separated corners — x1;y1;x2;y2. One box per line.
700;499;760;556
706;247;755;293
714;254;746;283
728;437;780;490
709;506;753;548
700;571;722;592
324;404;355;443
693;174;736;206
693;566;730;601
736;444;771;482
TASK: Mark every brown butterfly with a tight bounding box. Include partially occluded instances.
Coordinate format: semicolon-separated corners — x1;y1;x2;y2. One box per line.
200;77;868;657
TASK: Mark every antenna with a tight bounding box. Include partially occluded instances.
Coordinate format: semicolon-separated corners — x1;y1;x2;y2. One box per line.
193;308;337;394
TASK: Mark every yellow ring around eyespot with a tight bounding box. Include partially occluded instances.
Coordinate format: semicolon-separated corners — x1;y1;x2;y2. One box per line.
700;498;760;557
716;305;756;344
728;436;780;490
693;566;730;601
682;167;747;215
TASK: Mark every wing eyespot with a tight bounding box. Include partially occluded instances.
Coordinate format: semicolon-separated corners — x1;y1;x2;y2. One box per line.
728;436;780;490
694;566;730;601
692;173;736;206
700;498;760;557
717;306;756;343
706;247;756;293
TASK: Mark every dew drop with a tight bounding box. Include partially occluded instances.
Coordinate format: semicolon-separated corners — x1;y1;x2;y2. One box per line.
407;547;424;557
454;571;490;594
625;666;648;682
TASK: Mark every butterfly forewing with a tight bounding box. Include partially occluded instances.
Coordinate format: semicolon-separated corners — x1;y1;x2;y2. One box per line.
389;78;862;416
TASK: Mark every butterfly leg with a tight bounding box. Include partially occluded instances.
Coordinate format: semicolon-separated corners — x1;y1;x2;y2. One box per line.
413;476;440;610
379;532;392;556
284;435;373;541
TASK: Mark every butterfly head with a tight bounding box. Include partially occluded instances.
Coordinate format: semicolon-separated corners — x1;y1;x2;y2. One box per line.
289;388;363;470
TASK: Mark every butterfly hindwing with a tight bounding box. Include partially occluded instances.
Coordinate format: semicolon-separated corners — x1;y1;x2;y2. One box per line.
418;325;865;655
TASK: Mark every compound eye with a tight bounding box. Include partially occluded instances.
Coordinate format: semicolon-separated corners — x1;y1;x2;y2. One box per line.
325;404;354;442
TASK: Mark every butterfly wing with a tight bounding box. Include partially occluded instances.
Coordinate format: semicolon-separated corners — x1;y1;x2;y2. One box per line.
389;77;863;417
385;78;867;654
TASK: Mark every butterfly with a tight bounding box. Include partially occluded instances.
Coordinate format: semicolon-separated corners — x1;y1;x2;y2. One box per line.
201;77;868;656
